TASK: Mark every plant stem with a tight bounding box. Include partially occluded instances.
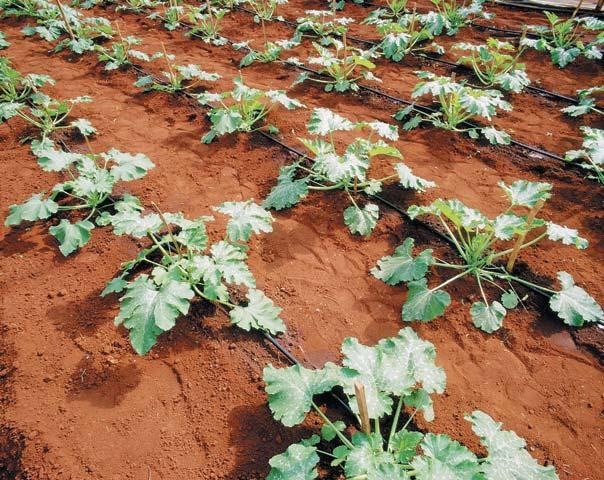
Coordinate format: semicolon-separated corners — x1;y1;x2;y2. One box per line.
386;396;404;452
430;268;473;293
506;198;545;272
311;401;354;449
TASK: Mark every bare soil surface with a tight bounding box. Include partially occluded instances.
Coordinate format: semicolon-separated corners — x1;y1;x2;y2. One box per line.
1;1;603;479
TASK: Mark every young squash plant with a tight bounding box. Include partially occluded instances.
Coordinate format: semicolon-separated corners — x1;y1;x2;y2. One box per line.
11;92;96;141
420;0;493;37
264;328;559;480
293;9;354;46
214;0;243;8
395;71;512;145
148;0;186;31
564;126;603;184
294;36;381;93
561;85;603;117
134;50;220;94
375;13;444;62
5;144;154;256
263;108;435;236
372;180;603;332
100;200;285;355
521;12;604;68
246;0;288;23
116;0;160;14
96;34;156;71
362;0;410;25
19;1;114;55
0;0;46;18
234;38;299;68
454;38;531;93
235;0;298;67
185;3;229;46
198;76;304;143
0;58;54;121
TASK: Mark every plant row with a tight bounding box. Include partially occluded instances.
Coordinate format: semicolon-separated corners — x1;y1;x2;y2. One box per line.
2;0;602;337
129;0;603;172
0;4;601;478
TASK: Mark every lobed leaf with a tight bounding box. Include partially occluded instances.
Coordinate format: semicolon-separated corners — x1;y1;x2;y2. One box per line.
470;301;506;333
49;219;94;256
267;442;319;480
371;238;434;285
115;275;194;354
549;272;603;327
229;289;285;335
402;278;451;322
5;193;59;226
343;203;379;236
263;363;340;427
214;201;273;242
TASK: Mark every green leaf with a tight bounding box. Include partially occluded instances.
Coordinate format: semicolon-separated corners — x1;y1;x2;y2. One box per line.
501;291;519;309
367;120;399;140
403;278;451;322
36;148;85;172
314;149;368;183
340;328;445;419
229;289;286;335
211;241;255;288
263;363;340;427
134;75;154;88
391;430;424;463
499;180;552;208
266;90;305;110
545;222;588;249
470;301;506;333
0;32;10;49
549;272;603;327
115;275;194;354
404;387;436;422
267;442;319;480
70;118;96;136
99;199;162;237
343;203;379;236
467;410;559;480
263;168;309;210
493;214;526;241
344;432;400;479
412;433;480;479
482;126;511;145
307;107;355;136
394;163;436;191
205;108;243;138
0;101;22;121
101;275;129;297
321;420;346;441
48;219;94;256
371;238;434;285
165;214;211;252
105;149;155;181
551;47;580;68
214;201;273;242
5;193;59;226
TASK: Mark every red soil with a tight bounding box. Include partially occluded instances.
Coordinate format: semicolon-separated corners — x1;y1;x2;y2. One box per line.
1;1;603;479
